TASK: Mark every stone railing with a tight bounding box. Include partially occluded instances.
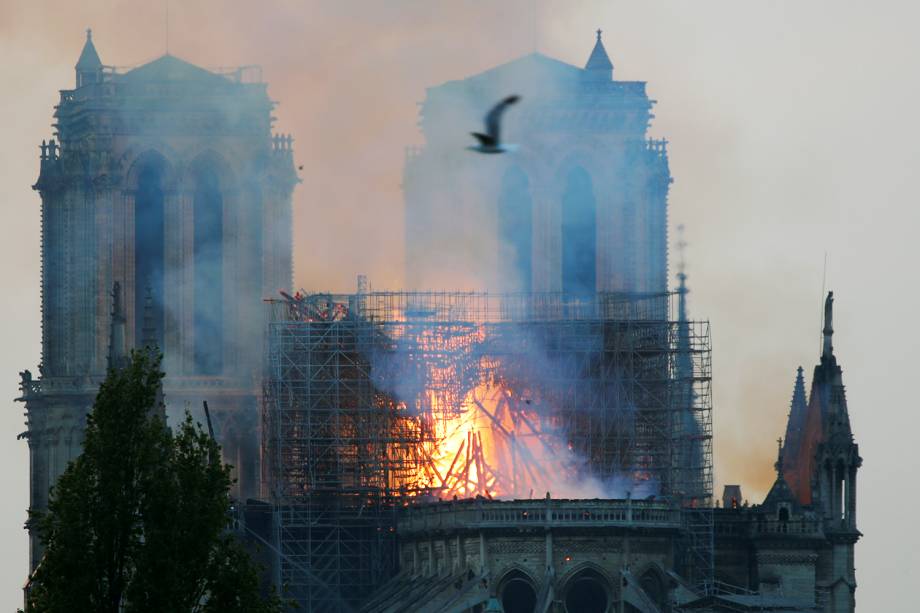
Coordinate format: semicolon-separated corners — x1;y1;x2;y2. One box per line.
398;497;681;534
715;515;823;539
753;518;822;537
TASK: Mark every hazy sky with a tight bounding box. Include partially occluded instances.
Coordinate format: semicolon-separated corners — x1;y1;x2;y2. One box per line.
1;1;915;609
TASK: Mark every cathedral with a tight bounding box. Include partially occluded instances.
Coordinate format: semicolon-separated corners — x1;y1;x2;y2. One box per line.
17;29;861;613
17;30;297;568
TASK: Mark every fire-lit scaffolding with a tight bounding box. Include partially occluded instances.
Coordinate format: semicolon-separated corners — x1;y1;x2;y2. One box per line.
262;291;712;610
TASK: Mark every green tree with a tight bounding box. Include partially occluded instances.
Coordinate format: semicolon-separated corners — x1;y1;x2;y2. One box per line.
27;350;282;613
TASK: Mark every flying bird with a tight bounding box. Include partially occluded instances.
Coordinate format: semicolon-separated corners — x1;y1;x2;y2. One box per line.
468;95;521;153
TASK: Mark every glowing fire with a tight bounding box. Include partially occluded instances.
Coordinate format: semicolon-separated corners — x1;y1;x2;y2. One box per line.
415;374;574;500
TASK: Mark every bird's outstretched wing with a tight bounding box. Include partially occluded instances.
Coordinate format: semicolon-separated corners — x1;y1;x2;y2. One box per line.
483;95;521;143
471;132;496;148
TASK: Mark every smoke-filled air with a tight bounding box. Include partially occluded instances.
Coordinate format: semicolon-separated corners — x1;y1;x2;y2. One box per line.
1;2;916;611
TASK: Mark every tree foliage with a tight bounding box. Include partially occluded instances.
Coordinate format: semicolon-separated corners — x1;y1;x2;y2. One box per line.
27;351;282;613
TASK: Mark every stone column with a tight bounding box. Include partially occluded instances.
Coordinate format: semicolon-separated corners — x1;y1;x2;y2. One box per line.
28;426;47;570
819;464;830;519
236;185;263;383
114;190;136;350
222;188;240;376
93;184;115;373
263;183;293;296
73;184;97;373
837;463;846;522
163;188;186;375
179;190;195;373
847;465;857;529
443;538;452;575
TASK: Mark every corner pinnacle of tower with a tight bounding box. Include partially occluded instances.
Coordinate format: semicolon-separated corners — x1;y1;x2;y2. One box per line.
76;27;102;70
791;366;806;409
584;28;614;79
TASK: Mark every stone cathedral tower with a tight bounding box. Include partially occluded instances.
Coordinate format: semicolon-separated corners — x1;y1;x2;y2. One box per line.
17;30;297;568
404;31;671;295
780;292;861;611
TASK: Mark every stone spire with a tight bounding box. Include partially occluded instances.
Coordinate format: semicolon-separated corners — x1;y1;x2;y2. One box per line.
584;29;614;81
75;28;103;88
107;282;127;370
781;366;807;468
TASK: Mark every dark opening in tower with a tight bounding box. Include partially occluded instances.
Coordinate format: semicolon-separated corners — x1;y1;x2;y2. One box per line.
193;163;224;375
134;158;166;350
561;166;597;297
497;167;532;292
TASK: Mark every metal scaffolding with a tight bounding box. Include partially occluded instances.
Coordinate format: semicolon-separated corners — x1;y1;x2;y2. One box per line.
262;291;712;610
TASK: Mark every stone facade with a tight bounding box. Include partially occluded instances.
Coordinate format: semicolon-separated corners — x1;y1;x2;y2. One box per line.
17;30;297;569
365;498;683;613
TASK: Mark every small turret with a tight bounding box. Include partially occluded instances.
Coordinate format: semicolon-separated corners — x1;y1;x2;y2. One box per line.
584;29;614;81
761;437;798;515
75;28;102;88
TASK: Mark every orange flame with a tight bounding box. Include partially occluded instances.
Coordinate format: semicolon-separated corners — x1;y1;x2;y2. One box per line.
415;374;574;500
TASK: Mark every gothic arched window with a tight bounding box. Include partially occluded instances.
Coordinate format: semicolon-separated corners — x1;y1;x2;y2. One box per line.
497;167;532;292
561;166;597;297
497;570;537;613
192;162;224;375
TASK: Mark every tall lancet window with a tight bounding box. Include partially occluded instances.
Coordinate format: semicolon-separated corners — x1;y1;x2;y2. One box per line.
193;164;224;375
561;166;597;297
134;158;166;349
497;167;532;292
